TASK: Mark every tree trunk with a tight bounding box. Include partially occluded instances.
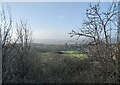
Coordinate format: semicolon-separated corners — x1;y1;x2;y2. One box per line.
0;27;2;84
103;25;108;47
117;1;120;83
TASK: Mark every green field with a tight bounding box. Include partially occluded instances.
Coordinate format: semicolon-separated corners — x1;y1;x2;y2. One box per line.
61;51;88;58
60;51;76;54
37;52;54;62
37;50;88;63
65;53;88;58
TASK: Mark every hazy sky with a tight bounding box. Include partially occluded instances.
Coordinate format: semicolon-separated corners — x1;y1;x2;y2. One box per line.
2;2;112;43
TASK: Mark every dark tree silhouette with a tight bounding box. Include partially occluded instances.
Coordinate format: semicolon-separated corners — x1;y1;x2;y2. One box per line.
69;1;119;83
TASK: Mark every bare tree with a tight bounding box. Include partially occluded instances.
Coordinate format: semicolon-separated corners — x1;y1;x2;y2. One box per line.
0;39;1;84
0;3;33;83
69;2;118;83
70;2;118;46
14;20;32;82
0;5;16;82
117;1;120;83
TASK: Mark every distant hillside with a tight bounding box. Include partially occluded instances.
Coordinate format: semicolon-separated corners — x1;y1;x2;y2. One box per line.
33;39;88;45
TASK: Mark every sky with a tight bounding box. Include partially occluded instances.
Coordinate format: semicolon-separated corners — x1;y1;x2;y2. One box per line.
1;2;113;44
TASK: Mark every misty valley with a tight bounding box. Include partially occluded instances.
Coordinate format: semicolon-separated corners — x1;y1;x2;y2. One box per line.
1;1;120;84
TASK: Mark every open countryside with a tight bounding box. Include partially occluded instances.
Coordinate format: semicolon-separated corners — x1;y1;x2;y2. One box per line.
1;1;120;84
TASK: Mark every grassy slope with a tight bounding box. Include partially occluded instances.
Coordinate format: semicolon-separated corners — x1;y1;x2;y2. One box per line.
36;50;88;64
60;50;88;58
64;53;88;58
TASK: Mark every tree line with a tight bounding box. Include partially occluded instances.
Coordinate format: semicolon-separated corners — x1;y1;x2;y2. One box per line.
0;4;32;83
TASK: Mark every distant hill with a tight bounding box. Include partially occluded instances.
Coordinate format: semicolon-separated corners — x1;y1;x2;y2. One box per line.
33;39;88;45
